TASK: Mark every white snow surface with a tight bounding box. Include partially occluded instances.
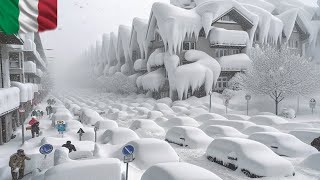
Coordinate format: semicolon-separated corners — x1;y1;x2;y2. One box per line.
248;115;288;126
24;61;37;74
140;68;167;92
130;119;165;135
44;158;121;180
300;153;320;171
218;53;252;71
94;120;118;130
209;27;249;46
100;127;139;145
134;59;147;72
199;119;255;131
11;81;34;102
204;125;248;138
0;87;20;115
164;116;200;128
141;162;222;180
242;125;280;135
289;129;320;144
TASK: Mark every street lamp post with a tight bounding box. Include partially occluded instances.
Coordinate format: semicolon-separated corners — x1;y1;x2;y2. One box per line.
224;99;229;114
310;98;316;115
209;90;213;113
245;94;252;116
94;126;99;142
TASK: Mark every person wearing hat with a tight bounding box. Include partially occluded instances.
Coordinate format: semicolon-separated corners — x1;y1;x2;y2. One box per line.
62;141;77;153
9;149;31;180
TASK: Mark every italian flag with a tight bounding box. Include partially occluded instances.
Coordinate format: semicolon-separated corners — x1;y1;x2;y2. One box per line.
0;0;57;34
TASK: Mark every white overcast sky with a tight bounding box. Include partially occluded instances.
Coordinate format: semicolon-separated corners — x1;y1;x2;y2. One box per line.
40;0;318;64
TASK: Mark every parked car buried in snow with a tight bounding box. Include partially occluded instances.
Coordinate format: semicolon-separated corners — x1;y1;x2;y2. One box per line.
204;125;247;138
249;132;318;157
165;126;213;149
129;119;165;135
248;115;288;127
206;137;295;178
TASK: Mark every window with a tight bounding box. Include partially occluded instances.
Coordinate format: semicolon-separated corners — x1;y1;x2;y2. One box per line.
232;49;240;55
183;42;196;51
215;77;229;89
218;15;236;23
199;28;206;37
155;33;162;42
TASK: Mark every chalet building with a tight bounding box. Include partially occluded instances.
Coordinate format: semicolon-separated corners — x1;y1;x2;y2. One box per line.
0;32;47;145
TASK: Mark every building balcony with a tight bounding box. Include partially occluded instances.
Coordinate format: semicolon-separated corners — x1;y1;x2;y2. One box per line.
24;61;37;74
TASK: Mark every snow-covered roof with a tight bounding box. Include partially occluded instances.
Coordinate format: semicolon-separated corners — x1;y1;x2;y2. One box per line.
130;18;148;59
236;0;275;12
24;61;37;74
101;33;110;64
209;28;249;46
117;25;132;65
0;87;20;116
218;53;252;71
134;59;147;71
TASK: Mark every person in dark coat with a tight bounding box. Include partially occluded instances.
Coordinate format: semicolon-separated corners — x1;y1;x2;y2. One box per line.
9;149;31;180
311;136;320;151
31;122;40;138
62;141;77;153
31;110;37;117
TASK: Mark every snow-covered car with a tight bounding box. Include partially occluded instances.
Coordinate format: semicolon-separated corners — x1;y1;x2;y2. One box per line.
153;103;175;115
163;117;199;128
129;119;165;135
289;129;320;144
165;126;213;149
51;111;73;127
100;128;139;145
124;138;179;170
79;108;104;125
206;137;295;178
248;132;317;157
194;113;227;122
223;114;250;121
204;125;247;138
199;120;255;131
94;120;118;130
300;153;320;171
69;104;81;116
248;115;288;127
242;125;280;135
141;162;222;180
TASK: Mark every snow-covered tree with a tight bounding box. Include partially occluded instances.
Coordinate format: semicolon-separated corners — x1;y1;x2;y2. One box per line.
238;45;320;115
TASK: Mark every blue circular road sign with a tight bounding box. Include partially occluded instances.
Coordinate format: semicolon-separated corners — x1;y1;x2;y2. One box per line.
122;145;135;156
39;144;53;155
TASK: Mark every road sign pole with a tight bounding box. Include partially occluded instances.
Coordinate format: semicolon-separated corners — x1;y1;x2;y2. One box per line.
126;162;129;180
246;100;249;116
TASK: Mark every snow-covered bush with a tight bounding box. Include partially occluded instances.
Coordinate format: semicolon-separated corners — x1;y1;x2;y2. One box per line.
280;108;296;119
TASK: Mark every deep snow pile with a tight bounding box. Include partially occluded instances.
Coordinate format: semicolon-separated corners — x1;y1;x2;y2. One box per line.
0;87;20;116
164;117;200;128
100;128;140;145
248;115;288;126
11;81;34;102
218;54;252;71
139;68;167;92
242;125;280;135
44;158;121;180
209;27;249;46
204;125;248;138
141;162;222;180
164;50;221;100
130;119;165;135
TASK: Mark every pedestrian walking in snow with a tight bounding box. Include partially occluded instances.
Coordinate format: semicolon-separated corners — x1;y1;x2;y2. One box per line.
311;136;320;151
40;111;44;118
31;121;40;138
62;141;77;153
9;149;31;180
31;110;37;117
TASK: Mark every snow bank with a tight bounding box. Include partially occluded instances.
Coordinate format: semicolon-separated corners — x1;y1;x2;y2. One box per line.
45;159;121;180
130;119;165;135
141;162;222;180
68;151;93;160
164;51;221;100
165;126;213;148
0;87;20;115
242;125;280;135
66;120;84;132
204;125;248;138
54;147;72;166
206;137;295;177
141;68;167;92
101;128;139;145
153;103;175;115
147;111;164;119
164;117;199;128
300;153;320;171
94;120;118;130
218;54;252;71
209;28;249;46
157;97;173;107
124;138;179;170
194;113;228;122
248;132;318;157
248;115;288;126
199;120;255;131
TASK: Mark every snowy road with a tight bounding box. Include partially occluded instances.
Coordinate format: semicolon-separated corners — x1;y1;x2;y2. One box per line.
0;89;320;180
